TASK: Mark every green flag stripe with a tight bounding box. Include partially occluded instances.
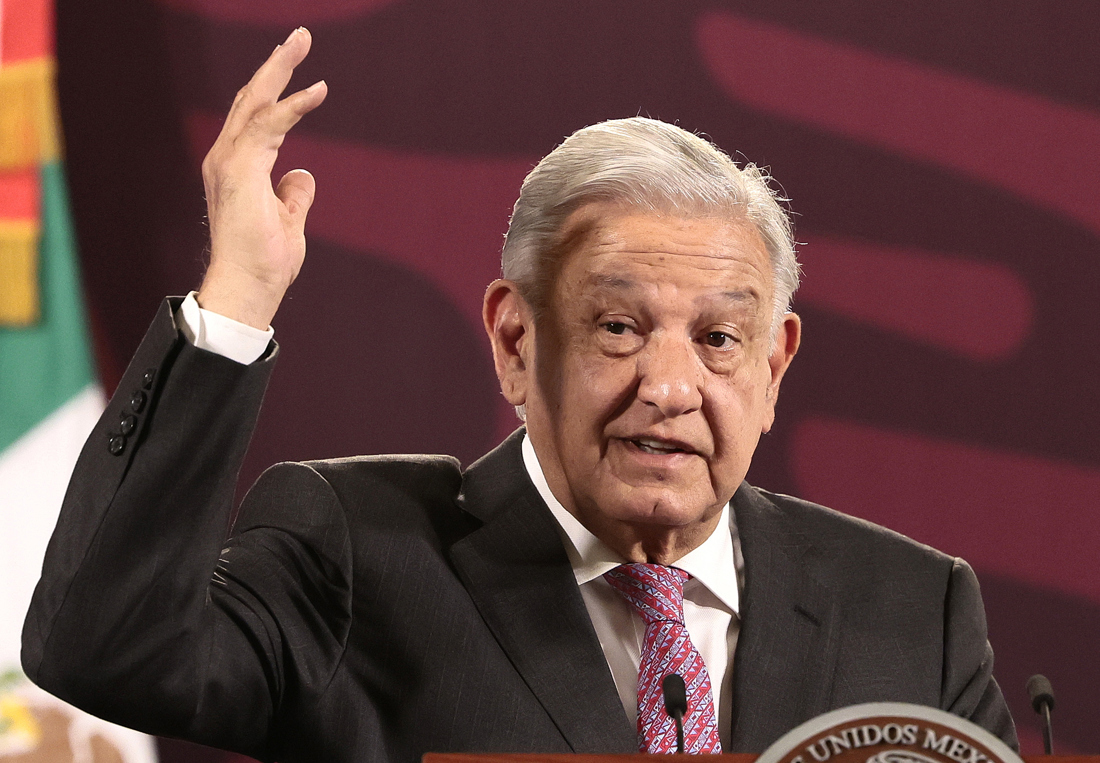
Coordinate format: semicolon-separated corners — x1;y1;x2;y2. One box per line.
0;160;95;452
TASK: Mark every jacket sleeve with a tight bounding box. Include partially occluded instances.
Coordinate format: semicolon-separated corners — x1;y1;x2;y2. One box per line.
20;298;351;761
941;557;1018;750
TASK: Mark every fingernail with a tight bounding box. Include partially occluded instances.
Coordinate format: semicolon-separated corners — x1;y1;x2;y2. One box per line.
306;80;326;93
283;28;300;45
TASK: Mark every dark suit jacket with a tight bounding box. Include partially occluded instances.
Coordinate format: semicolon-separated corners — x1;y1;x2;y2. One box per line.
22;299;1016;763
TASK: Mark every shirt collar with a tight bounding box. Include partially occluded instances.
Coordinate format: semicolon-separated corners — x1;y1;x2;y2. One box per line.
521;433;740;615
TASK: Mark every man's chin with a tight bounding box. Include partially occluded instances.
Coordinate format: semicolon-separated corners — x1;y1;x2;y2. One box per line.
584;495;726;563
601;489;722;529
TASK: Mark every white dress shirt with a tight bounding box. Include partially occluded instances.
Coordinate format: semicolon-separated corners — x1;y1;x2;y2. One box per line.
176;292;746;746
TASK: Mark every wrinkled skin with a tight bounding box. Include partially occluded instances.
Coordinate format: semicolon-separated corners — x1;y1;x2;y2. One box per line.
484;204;801;564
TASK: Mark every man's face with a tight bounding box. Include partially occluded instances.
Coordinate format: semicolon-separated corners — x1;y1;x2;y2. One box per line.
518;204;800;560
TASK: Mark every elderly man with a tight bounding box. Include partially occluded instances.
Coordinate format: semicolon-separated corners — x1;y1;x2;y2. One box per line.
23;28;1015;763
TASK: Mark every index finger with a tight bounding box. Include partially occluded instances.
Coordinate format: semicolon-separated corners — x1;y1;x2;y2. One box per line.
224;27;314;134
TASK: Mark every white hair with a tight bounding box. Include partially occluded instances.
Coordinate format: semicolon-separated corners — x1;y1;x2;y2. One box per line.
501;116;801;338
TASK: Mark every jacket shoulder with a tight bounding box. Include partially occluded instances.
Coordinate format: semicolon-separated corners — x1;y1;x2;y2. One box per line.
737;484;960;606
235;454;470;542
750;485;953;566
303;453;464;497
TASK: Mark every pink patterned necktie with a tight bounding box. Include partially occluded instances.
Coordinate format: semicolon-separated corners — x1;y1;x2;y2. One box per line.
604;563;722;754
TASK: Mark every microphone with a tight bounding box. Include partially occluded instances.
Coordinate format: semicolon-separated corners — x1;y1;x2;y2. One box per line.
1026;674;1055;754
662;673;687;754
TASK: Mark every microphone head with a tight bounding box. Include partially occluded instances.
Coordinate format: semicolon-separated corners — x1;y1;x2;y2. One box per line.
1026;674;1055;713
662;673;687;718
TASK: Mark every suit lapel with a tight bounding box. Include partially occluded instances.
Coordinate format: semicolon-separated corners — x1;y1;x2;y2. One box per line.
728;484;840;751
447;430;636;753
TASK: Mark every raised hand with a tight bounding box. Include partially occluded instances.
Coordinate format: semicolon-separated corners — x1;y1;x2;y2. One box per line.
196;27;328;329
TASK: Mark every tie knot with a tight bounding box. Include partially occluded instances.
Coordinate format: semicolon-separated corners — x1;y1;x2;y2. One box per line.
604;563;689;625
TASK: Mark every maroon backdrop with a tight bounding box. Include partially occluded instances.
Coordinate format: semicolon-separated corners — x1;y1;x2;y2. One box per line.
54;1;1099;760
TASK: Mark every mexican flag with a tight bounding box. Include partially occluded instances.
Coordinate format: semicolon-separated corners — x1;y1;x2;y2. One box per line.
0;0;155;759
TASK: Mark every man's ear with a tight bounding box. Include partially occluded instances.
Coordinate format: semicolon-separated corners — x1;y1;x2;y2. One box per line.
483;279;534;406
761;312;801;433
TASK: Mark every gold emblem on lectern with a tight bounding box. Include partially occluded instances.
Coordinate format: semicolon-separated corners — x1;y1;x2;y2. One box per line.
756;703;1023;763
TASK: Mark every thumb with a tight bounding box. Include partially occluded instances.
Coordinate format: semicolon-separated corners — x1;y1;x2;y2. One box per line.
276;168;317;229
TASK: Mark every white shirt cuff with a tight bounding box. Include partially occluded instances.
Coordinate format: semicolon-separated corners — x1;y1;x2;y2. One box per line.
176;292;274;365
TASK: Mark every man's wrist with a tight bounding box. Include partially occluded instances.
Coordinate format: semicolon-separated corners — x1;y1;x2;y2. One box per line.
196;261;288;330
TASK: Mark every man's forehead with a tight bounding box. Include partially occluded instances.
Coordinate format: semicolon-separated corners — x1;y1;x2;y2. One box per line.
580;271;763;308
567;203;767;258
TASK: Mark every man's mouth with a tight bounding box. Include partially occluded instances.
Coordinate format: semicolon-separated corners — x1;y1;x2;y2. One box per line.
630;437;691;455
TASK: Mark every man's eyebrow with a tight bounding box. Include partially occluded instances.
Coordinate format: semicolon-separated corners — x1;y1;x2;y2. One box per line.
584;273;638;291
714;289;760;305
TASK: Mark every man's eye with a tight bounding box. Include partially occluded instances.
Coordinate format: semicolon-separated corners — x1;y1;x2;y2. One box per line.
602;322;629;335
704;331;734;348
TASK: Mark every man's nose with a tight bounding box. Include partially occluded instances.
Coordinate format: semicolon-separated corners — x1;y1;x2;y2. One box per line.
636;334;703;417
